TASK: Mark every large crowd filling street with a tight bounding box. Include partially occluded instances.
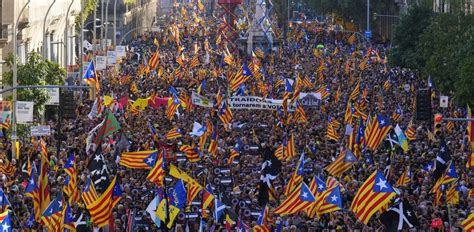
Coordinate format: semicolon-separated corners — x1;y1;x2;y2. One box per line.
0;1;474;232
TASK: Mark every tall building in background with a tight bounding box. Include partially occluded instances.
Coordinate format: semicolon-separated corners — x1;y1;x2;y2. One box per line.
433;0;474;13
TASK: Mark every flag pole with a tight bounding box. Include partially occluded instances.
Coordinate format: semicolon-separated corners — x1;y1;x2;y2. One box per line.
162;147;170;232
56;88;63;156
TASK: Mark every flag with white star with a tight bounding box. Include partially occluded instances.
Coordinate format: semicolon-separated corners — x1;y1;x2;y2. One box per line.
83;61;96;81
316;176;327;193
299;182;316;202
273;181;318;215
380;199;419;231
144;151;159;167
344;149;358;163
24;211;35;229
88;147;110;193
0;188;11;210
63;202;75;231
41;193;64;231
433;139;452;179
365;114;393;150
258;146;282;206
0;210;12;232
317;185;343;215
242;63;252;77
423;160;434;172
350;170;397;224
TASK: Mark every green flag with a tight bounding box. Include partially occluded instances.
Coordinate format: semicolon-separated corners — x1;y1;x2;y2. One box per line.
94;110;121;145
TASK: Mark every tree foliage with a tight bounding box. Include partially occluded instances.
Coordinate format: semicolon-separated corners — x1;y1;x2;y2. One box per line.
3;52;66;117
390;2;474;106
389;4;433;70
74;0;97;33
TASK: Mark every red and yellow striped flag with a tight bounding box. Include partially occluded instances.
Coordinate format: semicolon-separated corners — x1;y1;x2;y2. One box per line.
188;55;200;69
86;176;118;227
165;127;183;140
325;150;357;177
446;182;459;205
365;115;392;150
186;181;203;206
284;154;305;195
147;151;165;186
274;145;284;160
39;157;51;216
284;134;296;160
39;139;48;161
395;168;411;187
405;121;416;141
326;124;340;142
119;150;156;169
81;179;98;206
180;145;200;162
148;50;160;70
462;213;474;231
350;170;397;224
274;182;317;216
349;82;360;101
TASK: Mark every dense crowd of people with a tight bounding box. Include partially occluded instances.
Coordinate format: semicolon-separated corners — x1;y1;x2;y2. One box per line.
0;2;473;231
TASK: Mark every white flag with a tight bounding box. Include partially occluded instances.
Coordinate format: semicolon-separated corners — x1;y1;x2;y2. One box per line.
87;98;99;119
146;195;161;227
189;121;206;137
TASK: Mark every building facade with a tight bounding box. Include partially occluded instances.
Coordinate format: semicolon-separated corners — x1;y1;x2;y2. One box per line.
432;0;474;13
0;0;81;100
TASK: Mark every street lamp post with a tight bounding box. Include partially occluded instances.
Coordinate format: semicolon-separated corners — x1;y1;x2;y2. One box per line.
367;0;370;32
12;0;32;160
43;0;57;59
118;26;152;46
93;1;97;56
64;0;75;75
84;19;101;31
101;0;106;41
80;0;84;82
113;0;117;46
104;0;110;51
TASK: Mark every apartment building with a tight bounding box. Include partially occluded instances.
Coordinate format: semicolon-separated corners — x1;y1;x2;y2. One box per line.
0;0;81;99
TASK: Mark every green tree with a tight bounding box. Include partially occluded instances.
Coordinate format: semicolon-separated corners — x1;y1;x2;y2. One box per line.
390;0;474;106
456;56;474;106
3;52;66;118
416;11;474;104
417;13;462;91
389;2;433;69
75;0;97;33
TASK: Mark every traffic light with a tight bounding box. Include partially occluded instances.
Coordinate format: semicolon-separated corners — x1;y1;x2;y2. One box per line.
434;113;443;136
60;90;76;120
416;89;432;121
373;13;377;20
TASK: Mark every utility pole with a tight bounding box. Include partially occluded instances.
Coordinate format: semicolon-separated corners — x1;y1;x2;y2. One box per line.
43;0;57;59
65;0;74;72
12;0;31;160
104;0;110;52
80;0;84;82
93;1;97;59
113;0;117;46
367;0;370;32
